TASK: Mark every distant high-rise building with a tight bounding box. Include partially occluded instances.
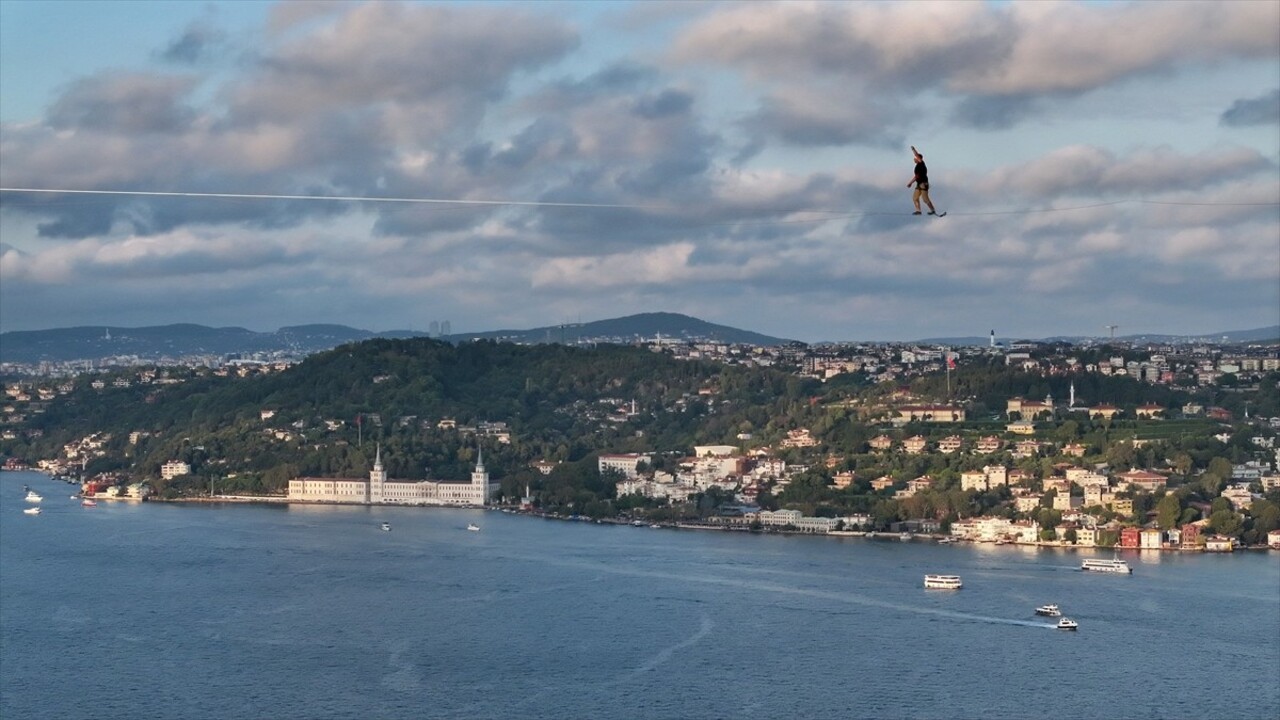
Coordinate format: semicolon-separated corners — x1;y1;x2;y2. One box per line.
441;321;451;336
989;330;995;348
429;321;439;337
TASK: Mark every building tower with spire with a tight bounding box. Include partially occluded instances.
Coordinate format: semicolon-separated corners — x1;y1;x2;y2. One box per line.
369;444;387;503
471;447;489;506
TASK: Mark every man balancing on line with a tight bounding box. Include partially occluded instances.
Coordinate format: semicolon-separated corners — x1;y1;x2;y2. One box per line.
908;145;944;216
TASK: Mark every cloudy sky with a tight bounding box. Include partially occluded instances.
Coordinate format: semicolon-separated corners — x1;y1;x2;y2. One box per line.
1;1;1277;342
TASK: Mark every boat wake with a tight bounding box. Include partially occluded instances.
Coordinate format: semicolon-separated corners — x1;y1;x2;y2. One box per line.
503;550;1065;630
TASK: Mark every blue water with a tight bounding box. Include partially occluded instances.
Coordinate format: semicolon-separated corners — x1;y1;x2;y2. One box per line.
3;470;1278;720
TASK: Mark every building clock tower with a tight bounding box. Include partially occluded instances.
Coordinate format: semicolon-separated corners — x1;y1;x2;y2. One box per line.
369;444;387;503
471;448;489;506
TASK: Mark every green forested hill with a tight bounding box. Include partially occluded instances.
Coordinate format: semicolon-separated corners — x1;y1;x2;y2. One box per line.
10;338;822;495
9;336;1265;525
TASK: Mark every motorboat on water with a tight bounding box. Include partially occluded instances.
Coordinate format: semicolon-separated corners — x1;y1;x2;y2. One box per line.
1035;604;1062;617
81;499;97;507
23;507;41;515
466;523;480;532
1081;557;1132;574
24;491;42;503
923;574;963;590
937;537;955;544
380;522;391;531
1056;617;1079;631
899;532;912;541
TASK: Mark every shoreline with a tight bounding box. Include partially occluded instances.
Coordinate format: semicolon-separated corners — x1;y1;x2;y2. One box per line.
10;471;1276;552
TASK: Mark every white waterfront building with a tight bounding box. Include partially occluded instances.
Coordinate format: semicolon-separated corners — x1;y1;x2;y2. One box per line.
289;446;495;506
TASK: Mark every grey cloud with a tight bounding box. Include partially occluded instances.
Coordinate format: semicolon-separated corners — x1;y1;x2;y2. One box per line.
632;89;693;119
160;23;227;65
47;74;199;134
1221;89;1280;127
228;2;577;124
950;95;1038;130
745;96;902;148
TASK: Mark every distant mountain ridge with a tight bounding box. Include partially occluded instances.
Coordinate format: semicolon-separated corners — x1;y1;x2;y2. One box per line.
0;313;789;364
450;312;791;346
2;317;1272;365
921;326;1279;346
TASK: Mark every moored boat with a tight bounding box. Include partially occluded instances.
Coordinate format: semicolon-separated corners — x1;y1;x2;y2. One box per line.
1081;557;1132;574
1057;617;1079;631
1035;604;1061;617
23;507;41;515
466;523;480;532
923;574;963;590
82;499;97;507
24;491;42;503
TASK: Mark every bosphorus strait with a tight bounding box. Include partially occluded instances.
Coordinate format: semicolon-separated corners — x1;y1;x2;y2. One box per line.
2;471;1278;720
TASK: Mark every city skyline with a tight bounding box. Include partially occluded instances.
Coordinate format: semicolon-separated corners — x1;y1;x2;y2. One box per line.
1;0;1278;342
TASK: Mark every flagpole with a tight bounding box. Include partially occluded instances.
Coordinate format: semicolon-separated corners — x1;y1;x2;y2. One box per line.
945;350;952;400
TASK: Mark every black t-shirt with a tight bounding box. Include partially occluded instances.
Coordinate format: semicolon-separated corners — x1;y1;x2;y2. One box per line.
914;160;929;185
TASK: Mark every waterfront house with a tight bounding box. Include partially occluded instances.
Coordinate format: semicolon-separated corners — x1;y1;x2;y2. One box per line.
1140;528;1163;550
1075;526;1098;547
1180;522;1203;549
1267;529;1280;549
1120;527;1141;548
1204;535;1235;552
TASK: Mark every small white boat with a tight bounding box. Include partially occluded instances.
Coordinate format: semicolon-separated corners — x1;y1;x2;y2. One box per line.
24;491;43;503
1035;604;1061;617
937;537;955;544
380;522;391;531
466;523;480;532
899;532;912;541
82;499;97;507
1057;617;1079;631
923;574;963;590
23;507;41;515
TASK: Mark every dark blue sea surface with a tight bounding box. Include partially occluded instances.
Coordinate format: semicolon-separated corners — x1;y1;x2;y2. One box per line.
3;470;1278;719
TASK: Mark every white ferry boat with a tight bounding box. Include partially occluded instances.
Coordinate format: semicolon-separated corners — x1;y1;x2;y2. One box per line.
1035;604;1061;617
923;574;963;590
1081;557;1132;574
